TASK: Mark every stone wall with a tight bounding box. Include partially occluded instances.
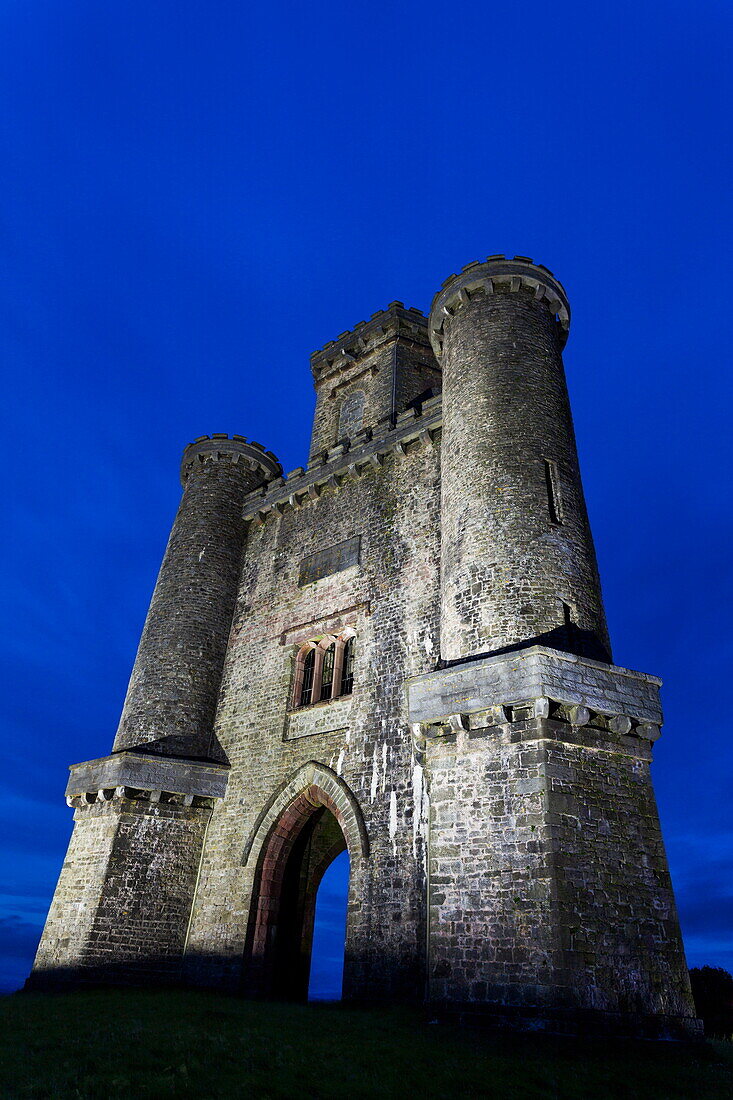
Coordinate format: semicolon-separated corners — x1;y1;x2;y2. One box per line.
425;712;694;1029
114;437;280;759
31;802;119;980
427;720;560;1006
31;794;211;985
542;721;693;1020
308;304;440;463
183;428;442;1001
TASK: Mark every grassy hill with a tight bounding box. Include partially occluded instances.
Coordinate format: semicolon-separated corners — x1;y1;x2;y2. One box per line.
1;990;732;1098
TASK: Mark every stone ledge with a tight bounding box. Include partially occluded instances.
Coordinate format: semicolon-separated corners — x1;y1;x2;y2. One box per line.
310;302;430;379
65;752;230;801
243;399;442;523
407;646;663;728
285;697;353;740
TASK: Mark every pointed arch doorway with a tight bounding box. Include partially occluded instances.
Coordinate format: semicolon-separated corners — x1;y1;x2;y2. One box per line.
242;764;368;1002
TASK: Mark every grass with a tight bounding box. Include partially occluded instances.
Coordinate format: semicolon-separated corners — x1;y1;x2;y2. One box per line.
1;990;732;1099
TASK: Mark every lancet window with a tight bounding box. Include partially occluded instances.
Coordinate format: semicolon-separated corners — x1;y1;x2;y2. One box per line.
299;648;316;707
341;636;355;695
292;631;356;709
321;641;335;698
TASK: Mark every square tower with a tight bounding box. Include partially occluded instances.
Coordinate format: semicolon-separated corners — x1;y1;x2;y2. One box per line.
308;301;441;463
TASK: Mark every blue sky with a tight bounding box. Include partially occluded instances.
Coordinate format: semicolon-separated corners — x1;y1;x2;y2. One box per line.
2;0;732;994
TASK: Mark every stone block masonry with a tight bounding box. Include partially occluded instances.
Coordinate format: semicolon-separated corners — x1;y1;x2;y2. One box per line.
432;259;610;666
29;792;213;985
407;646;664;729
114;435;281;760
31;256;700;1038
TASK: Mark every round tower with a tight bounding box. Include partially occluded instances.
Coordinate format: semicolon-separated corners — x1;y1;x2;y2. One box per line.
114;435;281;759
430;256;611;666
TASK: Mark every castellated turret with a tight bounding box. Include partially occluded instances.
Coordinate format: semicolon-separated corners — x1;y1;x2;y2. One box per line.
30;434;282;986
115;436;281;759
31;257;700;1038
431;257;610;665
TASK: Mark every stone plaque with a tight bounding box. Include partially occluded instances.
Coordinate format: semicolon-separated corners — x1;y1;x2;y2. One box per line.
286;697;352;739
298;536;360;587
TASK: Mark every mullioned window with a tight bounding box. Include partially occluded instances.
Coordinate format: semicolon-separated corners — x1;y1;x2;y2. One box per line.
292;631;356;709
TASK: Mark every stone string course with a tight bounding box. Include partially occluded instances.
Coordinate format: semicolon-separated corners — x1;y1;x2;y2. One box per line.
31;257;700;1037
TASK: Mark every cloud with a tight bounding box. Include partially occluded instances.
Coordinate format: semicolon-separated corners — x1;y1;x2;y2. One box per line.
0;914;42;961
0;914;44;992
668;834;733;971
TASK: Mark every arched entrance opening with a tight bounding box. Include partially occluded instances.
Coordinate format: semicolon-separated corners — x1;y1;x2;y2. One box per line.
244;780;358;1002
308;848;350;1001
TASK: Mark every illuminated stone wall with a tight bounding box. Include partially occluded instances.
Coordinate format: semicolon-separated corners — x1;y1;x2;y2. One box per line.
31;258;700;1036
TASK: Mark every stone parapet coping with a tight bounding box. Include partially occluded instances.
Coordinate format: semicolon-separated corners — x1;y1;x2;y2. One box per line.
407;645;663;731
242;395;442;524
429;255;571;358
180;435;282;487
65;751;230;802
309;301;430;381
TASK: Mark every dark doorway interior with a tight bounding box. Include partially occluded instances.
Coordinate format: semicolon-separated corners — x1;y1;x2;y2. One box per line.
246;798;349;1002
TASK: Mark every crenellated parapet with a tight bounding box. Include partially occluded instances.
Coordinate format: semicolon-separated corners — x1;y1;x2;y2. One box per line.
429;255;571;358
310;301;432;383
308;302;441;464
180;434;281;487
243;392;442;526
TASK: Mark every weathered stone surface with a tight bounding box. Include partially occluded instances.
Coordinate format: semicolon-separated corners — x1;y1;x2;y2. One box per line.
298;536;361;587
285;698;353;740
114;435;281;759
432;259;610;665
407;645;663;727
183;425;441;1002
30;794;213;986
426;715;694;1023
31;257;699;1037
65;752;230;800
308;302;441;464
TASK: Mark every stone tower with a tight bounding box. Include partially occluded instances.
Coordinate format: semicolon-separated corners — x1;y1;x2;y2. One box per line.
31;259;699;1037
31;436;280;981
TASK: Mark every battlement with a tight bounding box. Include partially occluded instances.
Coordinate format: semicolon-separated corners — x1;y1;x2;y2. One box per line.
180;434;282;487
429;255;571;358
310;302;432;383
243;391;443;525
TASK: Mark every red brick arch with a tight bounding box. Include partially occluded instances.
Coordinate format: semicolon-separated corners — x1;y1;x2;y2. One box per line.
243;761;368;868
241;762;368;1000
